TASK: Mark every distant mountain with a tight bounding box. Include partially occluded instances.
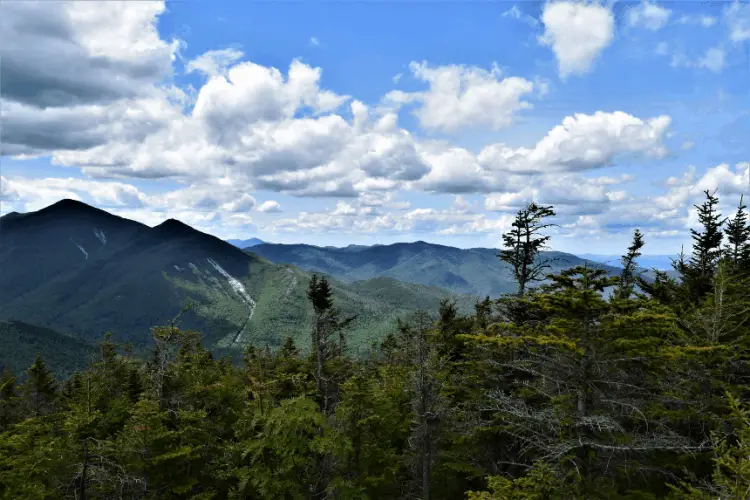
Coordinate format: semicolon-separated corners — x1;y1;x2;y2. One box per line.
227;237;265;248
0;200;474;364
579;253;677;271
249;241;623;297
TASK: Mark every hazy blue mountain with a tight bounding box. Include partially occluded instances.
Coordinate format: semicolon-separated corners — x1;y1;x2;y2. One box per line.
0;200;475;359
579;253;677;271
248;241;624;297
227;237;265;248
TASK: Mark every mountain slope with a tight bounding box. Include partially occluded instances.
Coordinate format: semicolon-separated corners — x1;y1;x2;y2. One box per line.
0;201;473;354
0;320;97;379
248;242;623;297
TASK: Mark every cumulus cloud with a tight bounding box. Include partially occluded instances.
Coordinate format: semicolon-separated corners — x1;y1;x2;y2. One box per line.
538;1;615;79
2;0;708;249
256;200;282;213
0;1;179;108
0;176;149;211
384;62;535;133
627;1;671;31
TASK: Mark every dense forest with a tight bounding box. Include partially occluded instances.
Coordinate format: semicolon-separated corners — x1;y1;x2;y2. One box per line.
1;190;748;499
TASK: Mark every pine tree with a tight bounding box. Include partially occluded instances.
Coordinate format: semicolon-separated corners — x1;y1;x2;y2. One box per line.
724;195;750;273
0;368;18;431
21;354;57;417
498;202;557;298
614;228;645;301
684;190;727;302
307;274;355;414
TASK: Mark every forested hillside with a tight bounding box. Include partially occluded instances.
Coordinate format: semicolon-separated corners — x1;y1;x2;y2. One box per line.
0;194;748;499
249;241;623;297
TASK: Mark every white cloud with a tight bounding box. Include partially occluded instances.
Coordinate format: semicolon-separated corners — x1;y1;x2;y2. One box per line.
503;5;540;27
0;1;179;108
538;1;615;79
384;62;535;133
392;73;403;84
256;200;282;213
186;48;244;78
476;111;670;174
309;36;320;46
627;1;671;31
677;14;717;27
724;0;750;42
668;46;726;73
697;47;726;72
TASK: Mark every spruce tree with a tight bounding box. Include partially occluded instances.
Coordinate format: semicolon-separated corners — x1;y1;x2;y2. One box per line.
0;369;18;431
21;354;57;417
614;228;645;300
724;195;750;273
498;202;557;298
685;190;727;302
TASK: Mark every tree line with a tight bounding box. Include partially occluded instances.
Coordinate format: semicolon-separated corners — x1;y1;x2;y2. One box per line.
0;191;748;499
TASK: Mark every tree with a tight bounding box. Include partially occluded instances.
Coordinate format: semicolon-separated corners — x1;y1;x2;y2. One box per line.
461;266;705;496
684;190;727;302
498;203;557;298
724;195;750;273
614;228;645;301
402;310;448;500
307;274;355;414
21;354;57;417
0;369;18;432
672;394;750;499
233;397;349;499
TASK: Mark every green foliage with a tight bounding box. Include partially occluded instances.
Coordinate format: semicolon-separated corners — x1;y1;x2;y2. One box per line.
466;463;568;500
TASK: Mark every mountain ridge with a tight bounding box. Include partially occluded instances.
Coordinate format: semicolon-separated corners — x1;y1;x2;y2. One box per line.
0;200;477;365
247;242;623;297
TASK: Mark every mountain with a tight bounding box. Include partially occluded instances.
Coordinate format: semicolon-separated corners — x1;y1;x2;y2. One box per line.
0;201;474;362
248;241;623;297
227;237;265;248
0;320;97;379
578;253;677;271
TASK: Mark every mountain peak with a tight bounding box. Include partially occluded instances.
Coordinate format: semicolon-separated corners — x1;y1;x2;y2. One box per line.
152;218;195;237
44;198;101;214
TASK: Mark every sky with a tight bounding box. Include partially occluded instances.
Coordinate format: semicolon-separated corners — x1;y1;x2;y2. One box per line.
0;0;748;255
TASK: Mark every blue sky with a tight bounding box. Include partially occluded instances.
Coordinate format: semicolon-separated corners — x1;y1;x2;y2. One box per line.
1;0;748;255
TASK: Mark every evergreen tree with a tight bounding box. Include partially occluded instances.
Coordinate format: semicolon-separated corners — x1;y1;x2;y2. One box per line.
498;202;557;298
684;190;727;302
0;369;18;432
724;194;750;273
614;228;645;301
307;274;355;414
21;354;57;417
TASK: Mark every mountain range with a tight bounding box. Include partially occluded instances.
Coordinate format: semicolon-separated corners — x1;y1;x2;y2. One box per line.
248;242;623;298
0;200;479;374
1;199;647;376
